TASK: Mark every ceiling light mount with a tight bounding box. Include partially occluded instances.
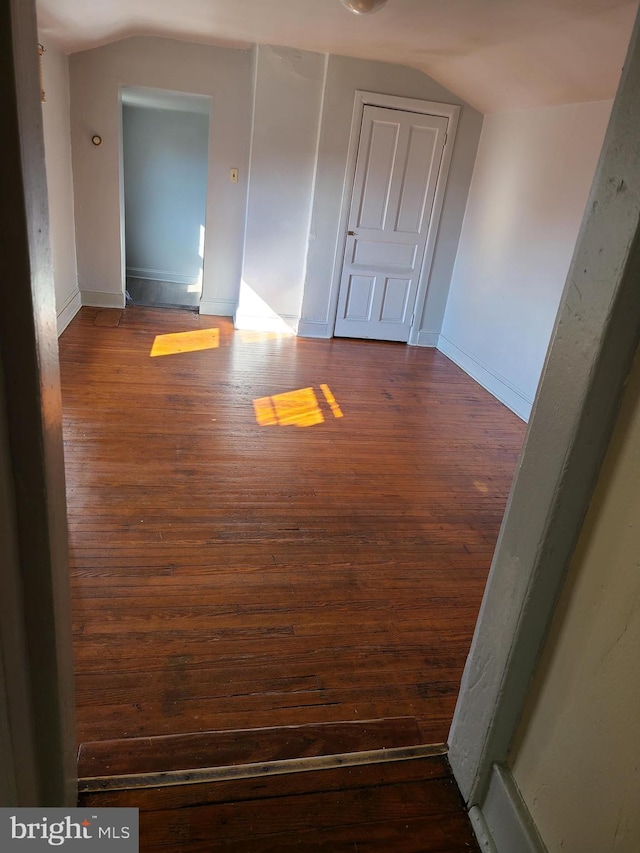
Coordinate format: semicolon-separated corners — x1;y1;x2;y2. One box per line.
340;0;389;15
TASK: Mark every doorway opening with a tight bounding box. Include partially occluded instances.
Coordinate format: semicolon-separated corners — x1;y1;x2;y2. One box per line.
120;87;211;311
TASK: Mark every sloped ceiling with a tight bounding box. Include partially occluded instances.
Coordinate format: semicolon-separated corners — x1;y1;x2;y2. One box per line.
36;0;639;112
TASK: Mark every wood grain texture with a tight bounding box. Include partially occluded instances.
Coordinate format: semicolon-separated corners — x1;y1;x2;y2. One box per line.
79;755;480;851
60;307;524;756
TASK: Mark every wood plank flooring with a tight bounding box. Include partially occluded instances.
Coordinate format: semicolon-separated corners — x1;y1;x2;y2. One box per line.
79;754;480;852
60;307;524;756
77;718;425;777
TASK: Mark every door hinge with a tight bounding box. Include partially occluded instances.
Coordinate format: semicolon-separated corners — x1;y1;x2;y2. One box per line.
410;313;415;326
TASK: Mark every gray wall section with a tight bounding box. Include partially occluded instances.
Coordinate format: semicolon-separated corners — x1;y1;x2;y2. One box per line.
2;0;76;804
122;104;209;284
240;45;326;326
69;37;252;311
69;37;481;333
509;347;640;850
302;52;483;337
39;43;80;330
449;4;640;811
440;100;612;420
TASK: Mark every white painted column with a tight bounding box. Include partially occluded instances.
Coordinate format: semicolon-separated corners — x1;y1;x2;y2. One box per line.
237;45;327;333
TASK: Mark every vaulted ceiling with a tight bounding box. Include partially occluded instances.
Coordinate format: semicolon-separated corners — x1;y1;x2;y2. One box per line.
36;0;638;112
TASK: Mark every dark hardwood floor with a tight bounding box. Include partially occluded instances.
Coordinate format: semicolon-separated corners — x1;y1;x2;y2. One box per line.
60;306;524;758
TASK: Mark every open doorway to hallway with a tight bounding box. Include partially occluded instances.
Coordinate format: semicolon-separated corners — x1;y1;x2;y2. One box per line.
121;88;210;311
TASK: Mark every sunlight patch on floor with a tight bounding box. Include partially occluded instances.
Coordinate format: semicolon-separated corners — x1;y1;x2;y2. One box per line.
150;328;220;357
254;385;343;428
320;384;344;419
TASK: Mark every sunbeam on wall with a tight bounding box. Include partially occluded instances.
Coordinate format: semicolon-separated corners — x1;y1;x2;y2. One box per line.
254;385;343;428
235;280;298;334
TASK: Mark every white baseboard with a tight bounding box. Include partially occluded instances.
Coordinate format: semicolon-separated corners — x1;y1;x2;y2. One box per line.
297;319;331;338
471;764;546;853
56;290;81;336
80;290;126;309
415;330;439;347
126;267;198;286
234;311;299;335
437;334;532;421
199;299;236;318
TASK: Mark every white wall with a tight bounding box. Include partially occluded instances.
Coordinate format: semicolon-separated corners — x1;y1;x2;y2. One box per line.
238;46;326;332
69;36;482;332
439;100;612;419
40;43;80;334
509;348;640;852
122;104;209;285
69;37;252;313
300;53;483;341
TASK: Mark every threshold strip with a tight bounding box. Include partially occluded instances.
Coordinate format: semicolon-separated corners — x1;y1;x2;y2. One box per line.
79;742;448;793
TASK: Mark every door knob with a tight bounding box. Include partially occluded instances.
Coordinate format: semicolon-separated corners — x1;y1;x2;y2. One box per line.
348;230;357;236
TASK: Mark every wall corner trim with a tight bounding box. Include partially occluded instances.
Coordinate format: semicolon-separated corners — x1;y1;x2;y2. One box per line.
437;334;531;420
298;319;331;339
415;330;439;347
199;299;237;318
469;764;547;853
469;806;497;852
56;290;81;336
234;311;300;335
80;290;126;309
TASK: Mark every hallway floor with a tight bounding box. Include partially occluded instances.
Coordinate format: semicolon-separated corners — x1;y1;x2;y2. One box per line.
79;751;480;851
126;276;201;310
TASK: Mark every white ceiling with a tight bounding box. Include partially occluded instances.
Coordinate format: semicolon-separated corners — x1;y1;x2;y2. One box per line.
36;0;639;112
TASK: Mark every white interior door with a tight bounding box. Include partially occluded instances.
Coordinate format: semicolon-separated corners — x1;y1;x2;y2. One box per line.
334;105;448;342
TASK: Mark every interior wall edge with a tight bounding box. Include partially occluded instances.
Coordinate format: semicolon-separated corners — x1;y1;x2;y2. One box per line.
467;763;546;853
80;290;126;309
437;334;532;421
56;290;81;336
297;320;331;338
198;299;237;318
415;330;439;347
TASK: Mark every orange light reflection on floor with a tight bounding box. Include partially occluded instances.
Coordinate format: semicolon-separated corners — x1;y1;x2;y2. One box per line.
320;383;344;419
254;387;324;428
254;385;343;428
150;328;220;357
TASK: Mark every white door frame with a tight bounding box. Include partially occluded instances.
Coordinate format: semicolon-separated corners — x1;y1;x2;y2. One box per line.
328;91;460;344
2;0;77;806
6;0;640;820
449;2;640;822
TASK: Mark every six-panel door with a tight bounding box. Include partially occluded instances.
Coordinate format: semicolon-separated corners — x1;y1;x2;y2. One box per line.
334;105;448;341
